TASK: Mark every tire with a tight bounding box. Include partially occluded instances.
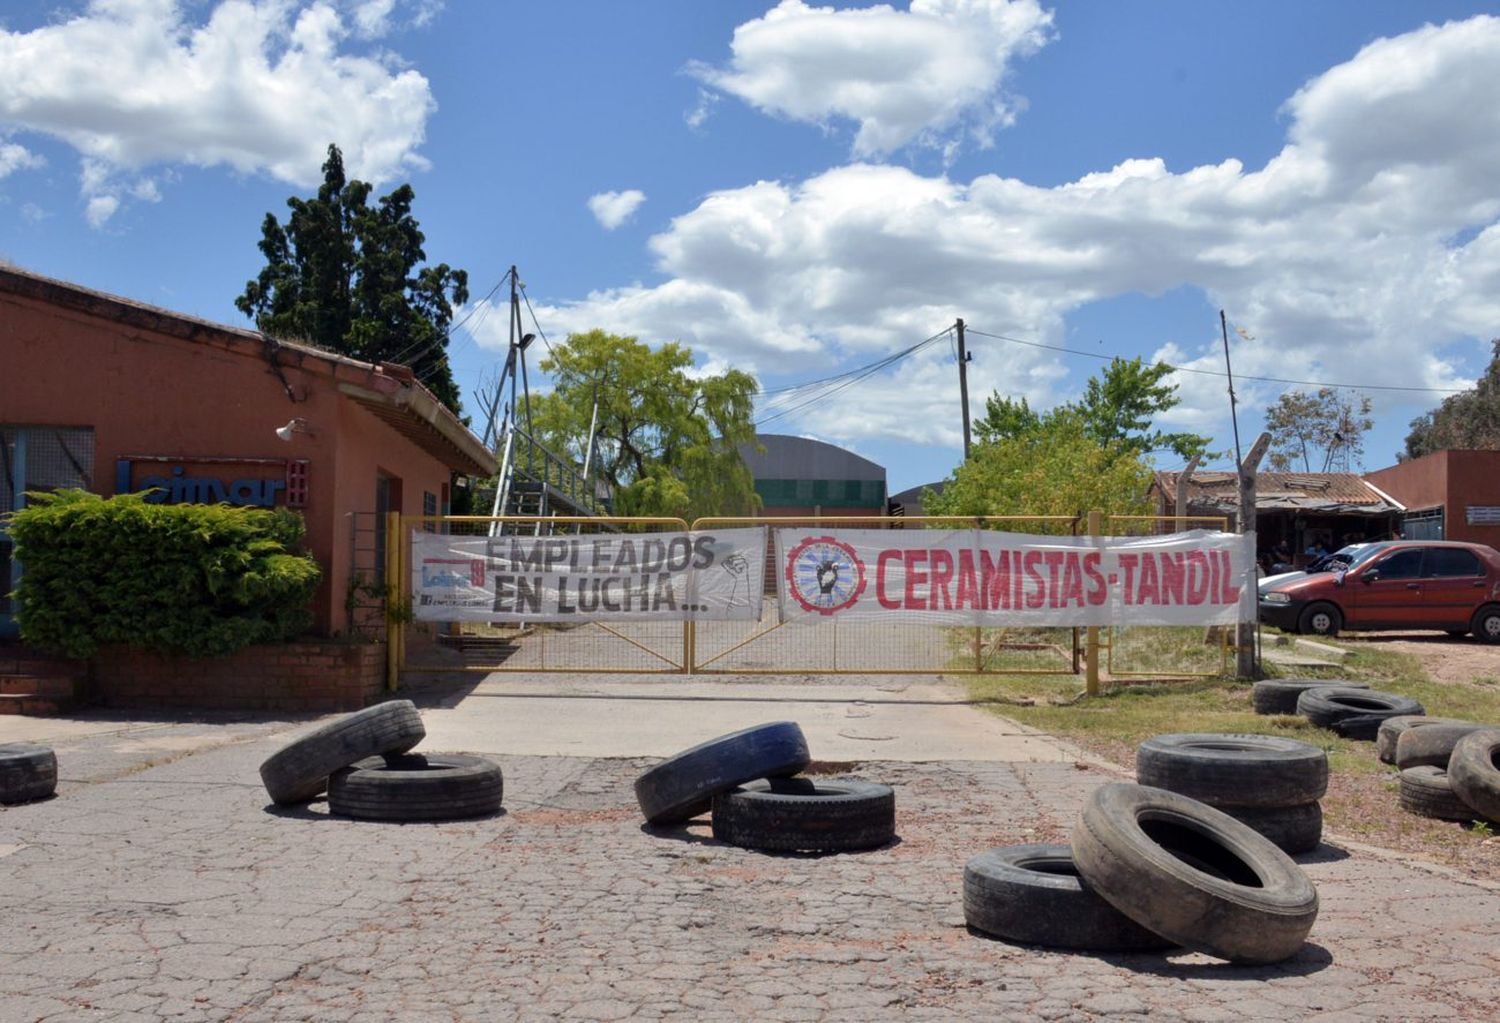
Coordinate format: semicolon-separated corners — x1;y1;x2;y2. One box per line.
1222;803;1323;855
0;742;58;805
1298;602;1342;637
710;777;894;852
1398;766;1483;822
1375;716;1472;764
635;721;810;826
1252;679;1369;716
1331;713;1389;742
1394;723;1489;771
1471;605;1500;645
1296;687;1424;730
963;845;1174;952
1448;728;1500;822
1135;734;1327;808
259;700;426;805
1071;783;1319;965
328;753;503;822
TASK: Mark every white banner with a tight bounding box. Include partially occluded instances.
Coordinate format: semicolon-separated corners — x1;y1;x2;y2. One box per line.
776;528;1255;627
411;529;766;622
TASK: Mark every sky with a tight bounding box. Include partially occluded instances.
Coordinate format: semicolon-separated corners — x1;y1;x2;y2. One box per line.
4;0;1500;495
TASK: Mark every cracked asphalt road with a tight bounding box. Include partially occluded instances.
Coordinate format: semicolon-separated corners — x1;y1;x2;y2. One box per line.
2;702;1499;1021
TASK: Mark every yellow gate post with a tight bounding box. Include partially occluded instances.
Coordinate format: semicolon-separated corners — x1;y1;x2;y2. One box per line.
1085;509;1102;696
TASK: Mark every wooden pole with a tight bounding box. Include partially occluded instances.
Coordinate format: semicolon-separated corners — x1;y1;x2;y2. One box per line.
956;318;972;459
1237;433;1271;679
1175;454;1202;533
1086;508;1102;696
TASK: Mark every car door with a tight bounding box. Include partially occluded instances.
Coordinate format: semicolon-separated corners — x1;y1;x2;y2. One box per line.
1347;547;1426;628
1420;547;1489;629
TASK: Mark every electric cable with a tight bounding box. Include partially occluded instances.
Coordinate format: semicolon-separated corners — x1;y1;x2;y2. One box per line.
965;328;1467;395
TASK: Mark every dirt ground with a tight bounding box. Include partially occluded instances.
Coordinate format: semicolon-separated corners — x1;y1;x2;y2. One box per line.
1335;630;1500;685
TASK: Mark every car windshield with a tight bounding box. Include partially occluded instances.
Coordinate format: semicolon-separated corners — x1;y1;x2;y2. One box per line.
1308;544;1366;571
1345;542;1394;570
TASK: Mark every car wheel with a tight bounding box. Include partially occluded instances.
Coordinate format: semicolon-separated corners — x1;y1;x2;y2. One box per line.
1297;602;1342;637
1470;605;1500;645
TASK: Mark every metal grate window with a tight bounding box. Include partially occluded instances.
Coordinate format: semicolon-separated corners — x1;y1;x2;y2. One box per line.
1403;507;1444;540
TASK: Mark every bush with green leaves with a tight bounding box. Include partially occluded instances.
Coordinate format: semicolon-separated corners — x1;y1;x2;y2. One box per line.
6;490;322;658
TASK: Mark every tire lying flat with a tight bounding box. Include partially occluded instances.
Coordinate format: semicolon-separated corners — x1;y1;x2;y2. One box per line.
1447;729;1500;822
1394;723;1490;771
260;700;426;805
1252;679;1368;716
1071;783;1319;965
963;844;1173;952
1296;687;1424;731
1377;717;1472;765
711;777;894;852
1135;733;1327;808
1398;766;1482;822
0;742;58;805
328;753;504;822
635;721;810;826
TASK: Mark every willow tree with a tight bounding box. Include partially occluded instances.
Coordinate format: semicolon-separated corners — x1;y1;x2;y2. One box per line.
529;329;759;520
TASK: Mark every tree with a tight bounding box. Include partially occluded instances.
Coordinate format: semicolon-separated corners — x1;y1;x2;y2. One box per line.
925;409;1153;530
236;144;469;414
972;357;1211;459
1404;339;1500;459
1263;388;1373;472
528;329;759;520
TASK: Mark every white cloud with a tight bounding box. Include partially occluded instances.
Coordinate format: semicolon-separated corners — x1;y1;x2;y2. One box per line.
587;189;648;230
85;194;120;228
0;0;436;225
689;0;1054;158
0;141;44;179
470;15;1500;454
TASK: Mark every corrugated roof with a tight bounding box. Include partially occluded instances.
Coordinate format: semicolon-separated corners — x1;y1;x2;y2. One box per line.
1154;470;1389;507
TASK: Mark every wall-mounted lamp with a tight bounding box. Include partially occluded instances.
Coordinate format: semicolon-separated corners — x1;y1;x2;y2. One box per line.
275;417;314;442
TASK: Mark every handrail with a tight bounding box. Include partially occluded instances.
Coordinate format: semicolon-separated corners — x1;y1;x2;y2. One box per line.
507;424;607;516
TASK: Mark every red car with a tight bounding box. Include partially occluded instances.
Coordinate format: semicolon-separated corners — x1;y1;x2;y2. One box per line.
1258;540;1500;641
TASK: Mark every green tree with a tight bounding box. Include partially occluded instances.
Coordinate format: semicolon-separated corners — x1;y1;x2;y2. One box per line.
1404;339;1500;459
925;409;1153;529
1264;387;1374;472
236;144;469;414
1075;357;1211;460
972;357;1210;459
528;329;759;520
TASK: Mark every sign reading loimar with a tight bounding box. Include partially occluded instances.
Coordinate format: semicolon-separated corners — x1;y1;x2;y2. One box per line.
115;458;301;508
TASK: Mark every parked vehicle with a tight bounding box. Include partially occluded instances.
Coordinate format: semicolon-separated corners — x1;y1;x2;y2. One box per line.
1257;543;1369;596
1258;541;1500;641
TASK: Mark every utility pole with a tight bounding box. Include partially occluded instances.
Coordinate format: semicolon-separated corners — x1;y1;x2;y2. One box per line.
956;318;972;459
1238;432;1271;679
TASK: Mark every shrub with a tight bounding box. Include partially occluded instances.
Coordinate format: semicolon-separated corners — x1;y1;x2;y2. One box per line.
6;489;321;658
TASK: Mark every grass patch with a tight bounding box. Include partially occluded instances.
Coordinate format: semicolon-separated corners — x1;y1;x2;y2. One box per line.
965;629;1500;875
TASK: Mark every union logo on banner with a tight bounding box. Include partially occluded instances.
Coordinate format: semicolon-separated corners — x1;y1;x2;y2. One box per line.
784;535;867;615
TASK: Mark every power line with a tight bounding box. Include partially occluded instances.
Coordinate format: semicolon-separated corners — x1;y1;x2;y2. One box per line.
754;327;954;401
754;328;953;428
518;285;558;360
964;328;1467;395
394;267;512;369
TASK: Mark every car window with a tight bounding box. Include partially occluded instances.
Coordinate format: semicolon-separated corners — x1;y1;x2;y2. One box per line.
1370;548;1424;580
1347;544;1390;570
1423;548;1483;578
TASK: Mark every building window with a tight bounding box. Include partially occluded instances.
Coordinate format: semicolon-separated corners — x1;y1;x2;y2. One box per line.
423;490;437;533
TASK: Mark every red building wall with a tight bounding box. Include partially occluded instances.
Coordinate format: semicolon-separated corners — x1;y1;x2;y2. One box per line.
1364;450;1500;547
1;275;471;635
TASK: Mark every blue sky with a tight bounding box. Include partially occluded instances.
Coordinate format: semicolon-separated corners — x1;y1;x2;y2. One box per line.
4;1;1500;494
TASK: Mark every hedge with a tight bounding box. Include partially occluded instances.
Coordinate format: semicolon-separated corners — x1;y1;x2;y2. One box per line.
6;489;322;658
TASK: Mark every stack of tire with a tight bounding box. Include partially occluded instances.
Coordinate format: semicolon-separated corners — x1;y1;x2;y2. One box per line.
963;783;1319;964
1251;678;1369;716
1134;733;1327;854
634;721;896;853
259;700;504;822
1382;718;1500;825
0;742;57;805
